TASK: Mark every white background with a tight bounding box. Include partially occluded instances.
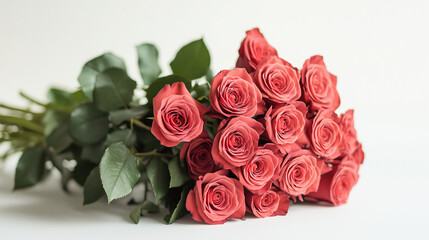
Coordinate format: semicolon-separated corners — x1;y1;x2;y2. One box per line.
1;0;428;239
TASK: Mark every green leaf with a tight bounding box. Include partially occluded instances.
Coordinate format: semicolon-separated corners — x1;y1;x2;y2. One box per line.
146;157;169;201
81;141;106;164
83;166;105;205
137;43;162;86
136;128;161;152
164;184;192;224
78;53;126;101
42;109;68;136
170;39;210;80
129;200;160;224
105;129;136;148
109;106;149;125
47;88;87;108
72;160;96;186
93;68;136;112
100;142;140;203
69;103;109;145
47;121;73;153
14;146;46;190
168;157;189;188
191;82;210;99
146;75;192;103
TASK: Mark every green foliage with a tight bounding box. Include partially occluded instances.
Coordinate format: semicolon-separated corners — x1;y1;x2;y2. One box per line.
146;157;170;201
129;200;160;224
83;166;105;205
109;106;149;125
105;129;136;147
168;157;189;188
78;53;126;101
137;43;162;86
14;146;46;190
164;184;193;224
47;122;73;153
146;75;191;103
100;142;140;203
170;39;211;80
69;103;109;145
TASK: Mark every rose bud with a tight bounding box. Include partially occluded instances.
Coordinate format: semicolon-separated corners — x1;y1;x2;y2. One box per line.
264;101;308;154
186;171;246;224
339;110;360;155
180;130;215;180
253;56;301;104
275;149;324;199
232;144;282;194
151;82;209;147
236;28;278;73
212;116;264;170
245;187;290;218
309;109;343;159
300;55;340;113
209;68;264;118
305;160;359;206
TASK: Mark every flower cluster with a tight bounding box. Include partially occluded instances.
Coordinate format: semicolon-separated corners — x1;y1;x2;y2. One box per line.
151;28;364;224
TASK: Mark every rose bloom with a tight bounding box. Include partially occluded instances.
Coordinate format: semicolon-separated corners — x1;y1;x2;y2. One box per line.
300;55;340;113
186;171;246;224
275;149;324;199
151;82;208;147
306;160;359;206
245;187;290;218
236;28;278;73
253;56;301;104
309;109;343;159
212;117;264;170
180;131;215;180
351;143;365;165
209;68;264;118
264;101;308;154
232;144;282;194
339;109;360;155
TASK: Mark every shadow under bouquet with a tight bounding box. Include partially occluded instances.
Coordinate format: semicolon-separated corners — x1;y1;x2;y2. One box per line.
0;28;364;224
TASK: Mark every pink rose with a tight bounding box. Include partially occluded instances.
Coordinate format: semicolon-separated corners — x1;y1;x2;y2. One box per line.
245;187;290;218
186;171;246;224
300;55;340;113
152;82;209;147
275;149;324;199
339;110;360;155
180;131;215;180
309;109;342;159
232;144;282;194
306;160;359;206
264;101;308;154
351;143;364;165
209;68;264;118
236;28;278;73
212;117;264;170
253;56;301;104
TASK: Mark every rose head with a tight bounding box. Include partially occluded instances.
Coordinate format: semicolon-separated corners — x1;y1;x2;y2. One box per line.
151;82;209;147
236;28;278;73
209;68;264;118
253;56;301;104
264;101;308;154
212;117;264;170
309;109;342;159
275;149;325;198
306;160;359;206
186;171;246;224
245;187;290;218
180;130;215;180
233;144;282;194
301;55;340;113
339;110;361;156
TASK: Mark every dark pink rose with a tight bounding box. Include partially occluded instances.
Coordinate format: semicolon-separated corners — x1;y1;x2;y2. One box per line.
236;28;278;73
264;101;308;154
233;144;282;194
306;160;359;206
209;68;264;118
301;55;340;112
212;117;264;170
339;110;360;155
253;56;301;104
309;109;342;159
245;187;290;218
275;149;324;199
186;171;246;224
180;131;215;180
152;82;209;147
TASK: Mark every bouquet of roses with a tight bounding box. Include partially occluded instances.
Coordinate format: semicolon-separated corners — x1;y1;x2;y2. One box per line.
0;28;364;225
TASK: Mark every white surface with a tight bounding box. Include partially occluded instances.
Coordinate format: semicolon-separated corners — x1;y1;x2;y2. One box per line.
1;0;429;239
